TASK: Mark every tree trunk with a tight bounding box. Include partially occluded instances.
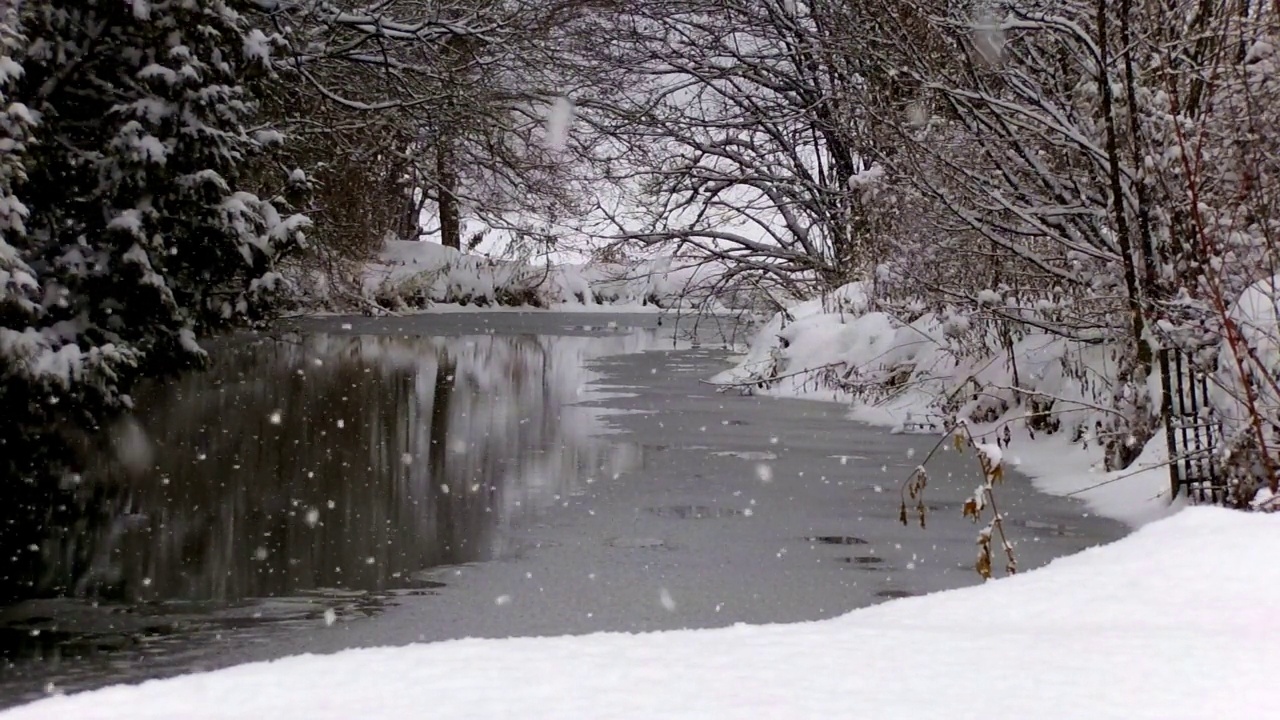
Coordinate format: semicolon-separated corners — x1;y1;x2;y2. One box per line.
1095;0;1150;370
436;139;461;250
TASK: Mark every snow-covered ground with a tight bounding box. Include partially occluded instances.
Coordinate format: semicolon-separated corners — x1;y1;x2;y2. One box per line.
5;507;1274;719
354;240;745;313
710;283;1187;526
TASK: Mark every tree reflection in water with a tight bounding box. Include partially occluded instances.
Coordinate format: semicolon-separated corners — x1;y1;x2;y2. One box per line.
17;330;652;607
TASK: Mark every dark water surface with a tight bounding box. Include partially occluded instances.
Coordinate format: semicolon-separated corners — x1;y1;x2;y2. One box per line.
0;317;663;703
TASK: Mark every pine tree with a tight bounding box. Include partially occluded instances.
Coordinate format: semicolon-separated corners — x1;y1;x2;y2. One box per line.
0;0;306;463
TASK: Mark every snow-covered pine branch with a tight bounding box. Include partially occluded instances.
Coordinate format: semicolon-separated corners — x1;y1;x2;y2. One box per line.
1;0;306;464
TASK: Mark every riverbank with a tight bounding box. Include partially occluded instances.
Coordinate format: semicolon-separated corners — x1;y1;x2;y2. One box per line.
311;240;750;314
710;284;1183;527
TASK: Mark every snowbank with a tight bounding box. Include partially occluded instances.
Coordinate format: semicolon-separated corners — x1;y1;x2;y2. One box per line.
5;508;1275;719
712;284;1178;525
361;241;739;312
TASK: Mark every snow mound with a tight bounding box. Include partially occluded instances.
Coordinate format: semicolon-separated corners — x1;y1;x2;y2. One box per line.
6;508;1276;719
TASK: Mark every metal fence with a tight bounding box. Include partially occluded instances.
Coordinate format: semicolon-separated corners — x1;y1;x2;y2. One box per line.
1158;348;1226;503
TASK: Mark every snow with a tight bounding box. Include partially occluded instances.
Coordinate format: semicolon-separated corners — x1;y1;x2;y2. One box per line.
1254;486;1277;510
712;283;1185;525
847;161;885;188
974;441;1003;470
361;240;739;313
6;508;1275;719
242;29;272;63
542;96;574;151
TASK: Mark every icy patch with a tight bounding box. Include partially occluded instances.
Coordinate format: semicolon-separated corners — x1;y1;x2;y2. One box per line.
711;450;777;461
805;536;869;546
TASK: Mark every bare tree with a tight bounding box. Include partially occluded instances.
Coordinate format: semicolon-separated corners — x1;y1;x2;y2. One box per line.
251;0;611;262
577;0;914;292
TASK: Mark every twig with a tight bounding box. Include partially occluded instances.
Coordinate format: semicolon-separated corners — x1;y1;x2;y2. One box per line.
899;422;1018;578
697;360;848;389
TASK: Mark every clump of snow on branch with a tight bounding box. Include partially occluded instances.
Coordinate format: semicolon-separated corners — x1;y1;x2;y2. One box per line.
543;97;574;152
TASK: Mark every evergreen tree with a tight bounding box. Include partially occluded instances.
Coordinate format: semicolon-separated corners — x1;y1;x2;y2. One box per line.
0;0;306;462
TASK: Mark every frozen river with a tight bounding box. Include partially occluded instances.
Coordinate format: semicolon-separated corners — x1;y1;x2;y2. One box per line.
0;313;1123;707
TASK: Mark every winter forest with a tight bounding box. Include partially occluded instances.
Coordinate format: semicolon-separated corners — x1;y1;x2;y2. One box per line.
5;0;1279;501
1;0;1279;714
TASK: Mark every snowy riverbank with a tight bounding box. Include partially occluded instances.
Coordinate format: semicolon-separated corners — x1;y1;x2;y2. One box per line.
339;241;745;313
710;283;1185;526
4;507;1274;720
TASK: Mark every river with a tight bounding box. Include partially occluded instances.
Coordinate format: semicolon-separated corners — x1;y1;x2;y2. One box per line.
0;312;1123;707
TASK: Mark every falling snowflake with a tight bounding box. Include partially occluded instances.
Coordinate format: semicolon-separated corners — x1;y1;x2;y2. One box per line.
543;96;574;151
906;100;930;128
659;588;677;612
973;13;1006;65
755;463;774;483
268;410;282;425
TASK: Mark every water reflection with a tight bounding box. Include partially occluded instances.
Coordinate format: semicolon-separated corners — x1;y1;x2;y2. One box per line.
1;328;651;688
63;331;647;602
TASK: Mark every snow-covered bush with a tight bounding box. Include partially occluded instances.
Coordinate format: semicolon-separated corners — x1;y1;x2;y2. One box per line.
1211;275;1280;506
716;279;1152;454
702;0;1280;500
1150;12;1280;505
